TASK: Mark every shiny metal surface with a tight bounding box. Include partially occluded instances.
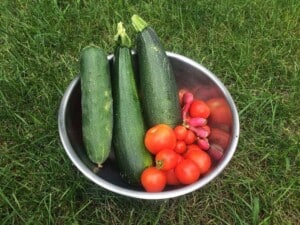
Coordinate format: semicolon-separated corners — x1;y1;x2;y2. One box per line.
58;52;240;200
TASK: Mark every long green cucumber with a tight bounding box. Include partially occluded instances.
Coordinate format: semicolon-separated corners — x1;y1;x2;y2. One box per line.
80;45;113;166
131;14;181;128
112;23;153;185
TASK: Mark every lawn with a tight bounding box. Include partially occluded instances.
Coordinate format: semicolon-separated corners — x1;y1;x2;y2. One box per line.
1;0;299;224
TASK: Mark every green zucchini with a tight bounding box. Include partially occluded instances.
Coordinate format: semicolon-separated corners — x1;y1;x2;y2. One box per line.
131;14;181;128
112;22;153;185
80;45;113;167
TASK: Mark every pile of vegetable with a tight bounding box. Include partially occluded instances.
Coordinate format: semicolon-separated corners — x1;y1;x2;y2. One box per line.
141;92;213;192
79;15;228;192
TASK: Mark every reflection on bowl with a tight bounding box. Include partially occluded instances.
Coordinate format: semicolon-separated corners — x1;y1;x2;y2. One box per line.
58;52;239;200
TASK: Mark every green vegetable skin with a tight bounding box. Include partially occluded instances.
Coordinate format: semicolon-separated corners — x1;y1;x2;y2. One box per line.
132;14;181;128
80;45;113;166
112;23;153;185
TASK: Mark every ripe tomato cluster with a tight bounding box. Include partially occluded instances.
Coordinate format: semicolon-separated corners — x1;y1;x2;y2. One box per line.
141;91;214;192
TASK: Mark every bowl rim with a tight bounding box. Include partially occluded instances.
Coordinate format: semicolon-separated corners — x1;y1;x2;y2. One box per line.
58;51;240;200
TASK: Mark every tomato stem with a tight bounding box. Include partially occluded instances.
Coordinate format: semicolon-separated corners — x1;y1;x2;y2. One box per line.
155;160;163;170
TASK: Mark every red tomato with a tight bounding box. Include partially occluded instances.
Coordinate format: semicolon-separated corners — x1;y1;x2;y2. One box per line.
189;100;211;119
174;125;188;141
155;149;179;171
141;167;167;192
174;140;187;154
177;154;184;164
165;169;180;185
209;128;230;150
206;98;232;127
175;159;201;184
185;144;202;154
144;124;176;154
184;130;196;145
184;149;212;174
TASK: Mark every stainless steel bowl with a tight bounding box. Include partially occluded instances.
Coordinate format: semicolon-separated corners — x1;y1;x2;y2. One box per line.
58;52;239;200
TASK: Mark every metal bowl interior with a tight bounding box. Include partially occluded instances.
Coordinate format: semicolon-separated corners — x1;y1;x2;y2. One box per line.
58;52;239;200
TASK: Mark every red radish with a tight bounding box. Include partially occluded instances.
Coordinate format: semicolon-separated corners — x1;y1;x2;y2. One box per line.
197;138;210;150
201;125;211;136
182;92;194;120
189;126;209;138
183;91;194;105
187;117;207;127
178;88;189;106
207;144;224;161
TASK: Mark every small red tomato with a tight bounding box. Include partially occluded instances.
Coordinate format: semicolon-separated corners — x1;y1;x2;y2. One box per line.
155;149;179;171
189;100;211;119
141;167;167;192
185;149;212;174
144;124;177;154
165;169;181;185
184;130;196;145
174;140;187;154
175;159;201;185
186;144;202;153
174;125;188;141
177;154;184;164
183;144;200;157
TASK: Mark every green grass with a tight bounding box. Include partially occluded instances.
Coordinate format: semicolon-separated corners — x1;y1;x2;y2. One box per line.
1;0;299;224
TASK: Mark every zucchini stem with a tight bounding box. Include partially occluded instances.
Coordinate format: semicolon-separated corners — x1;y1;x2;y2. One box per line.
131;14;148;32
114;22;131;48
